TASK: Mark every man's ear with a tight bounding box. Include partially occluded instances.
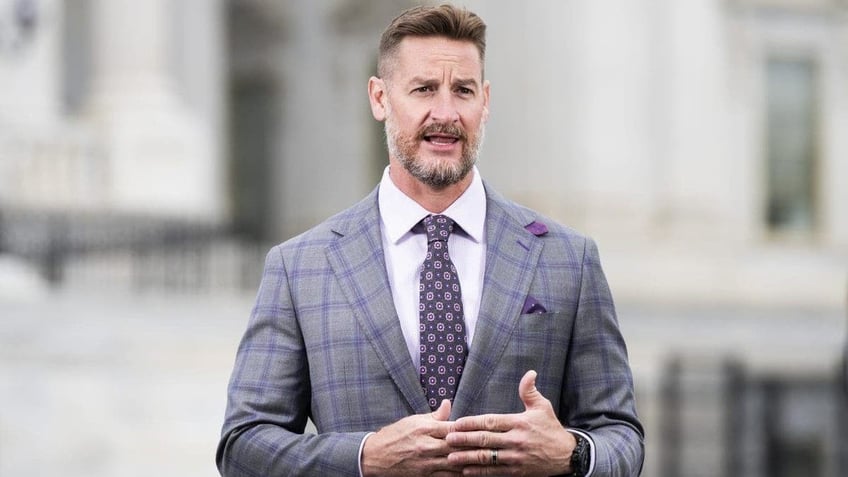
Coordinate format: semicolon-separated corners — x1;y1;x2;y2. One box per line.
368;76;388;121
481;79;491;123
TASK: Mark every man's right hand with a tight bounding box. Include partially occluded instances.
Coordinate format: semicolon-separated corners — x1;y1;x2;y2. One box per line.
362;399;462;476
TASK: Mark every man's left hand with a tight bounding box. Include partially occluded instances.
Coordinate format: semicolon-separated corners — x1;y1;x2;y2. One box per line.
445;370;575;476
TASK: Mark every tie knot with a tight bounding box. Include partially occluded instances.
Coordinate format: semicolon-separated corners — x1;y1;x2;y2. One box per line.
423;214;454;243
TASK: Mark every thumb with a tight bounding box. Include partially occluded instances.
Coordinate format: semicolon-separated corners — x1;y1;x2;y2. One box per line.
519;370;548;411
431;399;452;421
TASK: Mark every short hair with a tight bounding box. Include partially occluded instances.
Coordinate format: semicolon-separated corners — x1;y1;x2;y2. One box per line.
377;4;487;78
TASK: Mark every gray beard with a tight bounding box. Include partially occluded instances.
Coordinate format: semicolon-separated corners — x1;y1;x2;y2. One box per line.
385;119;485;190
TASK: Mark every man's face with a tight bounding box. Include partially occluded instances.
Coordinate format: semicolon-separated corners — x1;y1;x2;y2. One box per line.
370;36;490;190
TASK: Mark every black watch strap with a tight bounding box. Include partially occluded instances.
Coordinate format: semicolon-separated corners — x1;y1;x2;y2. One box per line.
569;432;590;477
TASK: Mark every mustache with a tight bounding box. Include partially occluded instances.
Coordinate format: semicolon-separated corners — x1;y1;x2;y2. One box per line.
417;122;467;142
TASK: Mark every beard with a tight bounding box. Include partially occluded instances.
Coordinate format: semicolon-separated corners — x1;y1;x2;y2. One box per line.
385;113;485;190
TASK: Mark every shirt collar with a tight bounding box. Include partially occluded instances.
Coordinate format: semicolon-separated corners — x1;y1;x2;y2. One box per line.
378;165;486;245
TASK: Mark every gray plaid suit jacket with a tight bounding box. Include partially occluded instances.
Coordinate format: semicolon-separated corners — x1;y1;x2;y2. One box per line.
217;184;644;476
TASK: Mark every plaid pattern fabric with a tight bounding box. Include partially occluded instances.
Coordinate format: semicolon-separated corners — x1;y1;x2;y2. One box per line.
217;184;645;476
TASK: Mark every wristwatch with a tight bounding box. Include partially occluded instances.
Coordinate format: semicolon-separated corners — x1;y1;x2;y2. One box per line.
569;432;590;477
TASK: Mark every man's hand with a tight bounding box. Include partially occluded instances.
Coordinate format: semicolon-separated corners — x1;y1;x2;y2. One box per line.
445;370;576;476
362;399;463;476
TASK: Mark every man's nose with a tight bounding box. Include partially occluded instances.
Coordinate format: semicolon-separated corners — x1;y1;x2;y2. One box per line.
430;90;460;123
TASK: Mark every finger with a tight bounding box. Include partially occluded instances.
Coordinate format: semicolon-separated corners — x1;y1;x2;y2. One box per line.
426;421;450;440
431;399;453;422
461;465;519;476
447;448;495;467
448;448;523;470
452;413;516;433
418;433;455;455
419;456;465;475
428;399;453;436
518;369;549;411
446;429;511;449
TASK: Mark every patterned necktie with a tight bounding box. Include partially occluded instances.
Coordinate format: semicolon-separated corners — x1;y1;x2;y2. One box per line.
418;214;467;410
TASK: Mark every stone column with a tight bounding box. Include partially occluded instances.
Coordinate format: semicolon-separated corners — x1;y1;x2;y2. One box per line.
0;0;61;127
822;17;848;247
565;0;661;242
657;0;735;242
273;1;381;238
82;0;222;220
274;1;336;237
0;0;65;209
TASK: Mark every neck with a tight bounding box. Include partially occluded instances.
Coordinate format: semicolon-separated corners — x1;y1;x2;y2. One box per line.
388;159;473;214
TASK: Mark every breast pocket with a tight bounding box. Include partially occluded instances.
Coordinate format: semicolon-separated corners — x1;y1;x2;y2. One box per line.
507;311;572;397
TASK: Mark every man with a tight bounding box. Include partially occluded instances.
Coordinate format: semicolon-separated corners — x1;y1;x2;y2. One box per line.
217;5;644;476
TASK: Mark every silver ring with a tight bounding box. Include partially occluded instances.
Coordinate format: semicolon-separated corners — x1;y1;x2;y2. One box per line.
491;448;499;466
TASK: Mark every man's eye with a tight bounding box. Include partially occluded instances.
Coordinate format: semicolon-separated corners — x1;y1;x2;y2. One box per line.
457;87;473;95
414;86;433;93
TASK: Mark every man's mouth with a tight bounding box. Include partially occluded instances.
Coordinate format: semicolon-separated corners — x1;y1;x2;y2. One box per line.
424;133;460;145
418;122;467;146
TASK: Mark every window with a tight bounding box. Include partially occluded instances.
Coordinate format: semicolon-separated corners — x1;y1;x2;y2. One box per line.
765;57;819;235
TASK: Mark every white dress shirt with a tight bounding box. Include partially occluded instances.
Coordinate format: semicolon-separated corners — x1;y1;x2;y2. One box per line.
377;165;487;368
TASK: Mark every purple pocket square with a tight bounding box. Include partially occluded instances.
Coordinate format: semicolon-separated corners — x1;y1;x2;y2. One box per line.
525;221;548;236
522;296;547;314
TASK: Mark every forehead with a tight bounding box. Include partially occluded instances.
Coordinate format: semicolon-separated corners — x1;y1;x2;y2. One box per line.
391;36;483;80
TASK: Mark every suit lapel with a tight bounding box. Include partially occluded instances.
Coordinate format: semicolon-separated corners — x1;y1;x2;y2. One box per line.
324;190;431;414
452;188;543;418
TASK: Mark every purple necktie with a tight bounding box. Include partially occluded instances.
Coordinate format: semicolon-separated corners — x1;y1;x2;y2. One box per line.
418;214;467;410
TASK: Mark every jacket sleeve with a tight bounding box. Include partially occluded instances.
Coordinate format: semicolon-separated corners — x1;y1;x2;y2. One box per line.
559;237;645;476
216;246;368;476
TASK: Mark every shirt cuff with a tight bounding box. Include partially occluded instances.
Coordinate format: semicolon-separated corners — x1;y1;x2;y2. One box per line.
567;428;596;477
358;432;375;477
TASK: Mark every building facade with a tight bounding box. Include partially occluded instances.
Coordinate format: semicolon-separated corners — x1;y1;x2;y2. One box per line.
0;1;845;476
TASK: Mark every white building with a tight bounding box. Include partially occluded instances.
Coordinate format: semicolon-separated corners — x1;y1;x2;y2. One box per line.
0;0;845;476
2;0;845;306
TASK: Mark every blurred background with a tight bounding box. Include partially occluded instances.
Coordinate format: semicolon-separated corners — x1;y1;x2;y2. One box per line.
0;0;846;476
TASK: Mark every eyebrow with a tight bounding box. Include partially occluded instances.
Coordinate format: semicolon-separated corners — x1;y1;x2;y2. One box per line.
408;76;481;89
453;78;480;89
